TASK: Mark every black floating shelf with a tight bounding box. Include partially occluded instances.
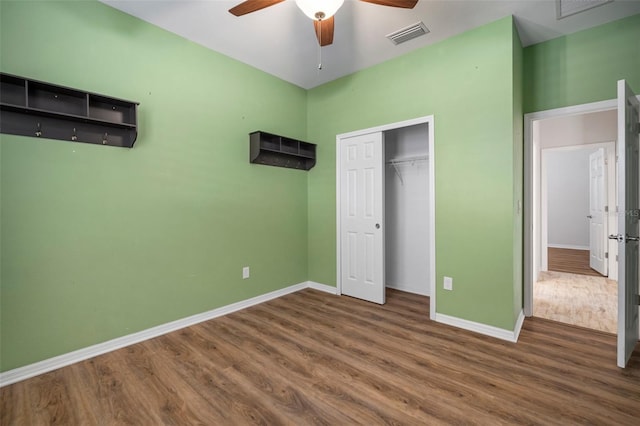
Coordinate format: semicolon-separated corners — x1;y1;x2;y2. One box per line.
249;131;316;171
0;72;139;148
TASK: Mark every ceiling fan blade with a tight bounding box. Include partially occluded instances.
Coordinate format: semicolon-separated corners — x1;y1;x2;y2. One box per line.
229;0;285;17
314;17;335;47
358;0;418;8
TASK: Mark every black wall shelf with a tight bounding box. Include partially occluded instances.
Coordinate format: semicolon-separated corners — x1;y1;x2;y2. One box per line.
0;72;139;148
250;131;316;171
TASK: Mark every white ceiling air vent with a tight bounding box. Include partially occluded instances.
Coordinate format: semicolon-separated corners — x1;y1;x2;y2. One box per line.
386;22;429;45
556;0;613;19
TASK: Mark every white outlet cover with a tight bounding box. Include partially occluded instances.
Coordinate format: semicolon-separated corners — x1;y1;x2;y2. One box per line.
444;276;453;290
242;267;250;279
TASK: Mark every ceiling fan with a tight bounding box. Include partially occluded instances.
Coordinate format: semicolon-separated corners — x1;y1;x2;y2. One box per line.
229;0;418;46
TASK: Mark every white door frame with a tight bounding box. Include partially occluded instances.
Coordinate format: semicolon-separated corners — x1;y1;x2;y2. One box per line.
336;115;436;319
524;98;640;316
539;142;616;273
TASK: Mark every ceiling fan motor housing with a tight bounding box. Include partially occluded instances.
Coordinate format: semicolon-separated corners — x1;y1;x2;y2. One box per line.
296;0;345;20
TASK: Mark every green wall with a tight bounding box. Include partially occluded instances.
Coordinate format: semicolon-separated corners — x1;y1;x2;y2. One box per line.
307;17;523;330
0;1;309;371
512;23;524;322
524;13;640;113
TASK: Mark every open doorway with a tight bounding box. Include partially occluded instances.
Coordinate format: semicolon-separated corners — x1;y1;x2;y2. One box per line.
542;141;617;278
526;107;618;333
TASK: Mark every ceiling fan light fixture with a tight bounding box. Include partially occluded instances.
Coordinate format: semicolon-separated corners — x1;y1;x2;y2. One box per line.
295;0;344;20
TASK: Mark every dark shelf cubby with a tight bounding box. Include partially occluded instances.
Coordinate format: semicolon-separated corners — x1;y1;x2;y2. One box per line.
0;72;139;148
0;74;26;107
28;81;87;116
89;94;136;125
249;131;316;171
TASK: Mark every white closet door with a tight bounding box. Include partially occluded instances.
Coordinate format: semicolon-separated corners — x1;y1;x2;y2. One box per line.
339;132;385;304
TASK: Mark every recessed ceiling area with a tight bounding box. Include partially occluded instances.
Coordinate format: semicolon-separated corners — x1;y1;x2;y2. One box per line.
100;0;640;89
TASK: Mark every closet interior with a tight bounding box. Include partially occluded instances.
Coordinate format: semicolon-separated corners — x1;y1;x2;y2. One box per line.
384;123;430;296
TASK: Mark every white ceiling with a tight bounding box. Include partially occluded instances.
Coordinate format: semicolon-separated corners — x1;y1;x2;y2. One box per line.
100;0;640;89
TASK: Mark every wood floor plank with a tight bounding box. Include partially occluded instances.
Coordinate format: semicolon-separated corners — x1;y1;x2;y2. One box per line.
301;290;629;393
212;311;458;425
548;247;603;276
2;288;639;425
152;330;290;425
81;352;166;425
201;316;423;425
261;293;615;424
113;343;215;425
0;381;33;426
196;319;368;425
231;303;515;425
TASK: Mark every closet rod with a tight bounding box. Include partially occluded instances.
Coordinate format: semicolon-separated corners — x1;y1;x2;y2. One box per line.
386;154;427;185
386;154;428;165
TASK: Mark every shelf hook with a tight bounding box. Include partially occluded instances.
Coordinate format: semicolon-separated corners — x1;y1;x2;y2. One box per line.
71;128;77;141
102;132;108;145
35;122;42;137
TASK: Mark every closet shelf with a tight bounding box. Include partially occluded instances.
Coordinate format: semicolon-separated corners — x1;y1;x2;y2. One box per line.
386;154;427;185
386;154;428;165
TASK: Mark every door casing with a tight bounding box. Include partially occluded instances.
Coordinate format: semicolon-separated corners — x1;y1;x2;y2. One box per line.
524;97;640;319
524;100;617;317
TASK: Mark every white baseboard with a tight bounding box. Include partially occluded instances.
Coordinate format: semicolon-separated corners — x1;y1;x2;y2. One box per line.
1;281;527;386
513;310;525;342
435;310;525;343
0;281;311;387
547;244;589;250
307;281;338;294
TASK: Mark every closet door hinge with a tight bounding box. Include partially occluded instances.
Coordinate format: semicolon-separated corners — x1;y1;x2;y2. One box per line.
605;205;609;212
605;252;609;259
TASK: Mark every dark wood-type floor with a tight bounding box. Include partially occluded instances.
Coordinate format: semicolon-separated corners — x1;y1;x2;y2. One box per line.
548;247;604;277
2;288;639;425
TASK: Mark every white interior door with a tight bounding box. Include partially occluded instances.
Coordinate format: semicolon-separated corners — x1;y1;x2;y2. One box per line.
589;148;608;275
616;79;640;368
339;132;385;304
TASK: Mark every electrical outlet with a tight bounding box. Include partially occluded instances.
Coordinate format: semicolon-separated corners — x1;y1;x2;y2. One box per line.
242;267;250;279
443;276;453;291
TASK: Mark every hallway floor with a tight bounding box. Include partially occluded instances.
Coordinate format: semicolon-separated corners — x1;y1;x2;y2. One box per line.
547;247;603;277
534;270;617;333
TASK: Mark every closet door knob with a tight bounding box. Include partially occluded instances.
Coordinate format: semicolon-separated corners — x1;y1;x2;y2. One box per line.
375;223;380;229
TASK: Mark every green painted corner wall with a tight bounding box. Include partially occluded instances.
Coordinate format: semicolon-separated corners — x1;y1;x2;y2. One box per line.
307;16;522;330
512;22;524;322
0;1;309;371
524;13;640;113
